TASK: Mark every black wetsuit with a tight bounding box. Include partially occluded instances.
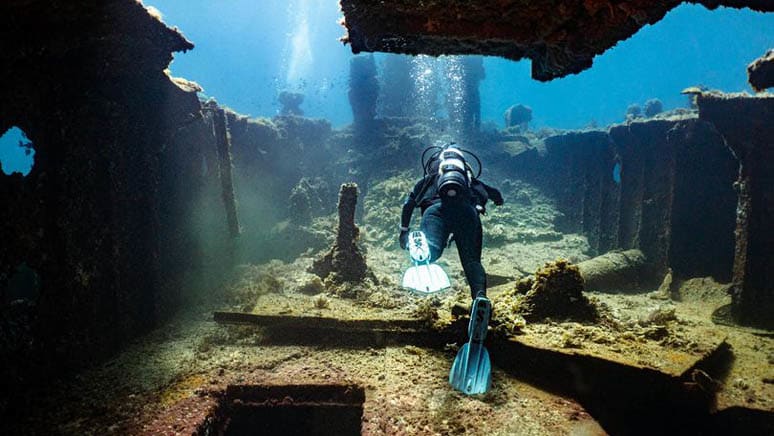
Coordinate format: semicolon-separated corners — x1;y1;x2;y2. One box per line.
400;174;503;300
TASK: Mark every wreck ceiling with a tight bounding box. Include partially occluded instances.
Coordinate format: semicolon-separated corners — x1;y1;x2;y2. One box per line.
339;0;774;81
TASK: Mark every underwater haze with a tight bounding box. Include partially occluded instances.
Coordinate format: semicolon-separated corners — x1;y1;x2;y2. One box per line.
145;0;772;129
4;2;774;433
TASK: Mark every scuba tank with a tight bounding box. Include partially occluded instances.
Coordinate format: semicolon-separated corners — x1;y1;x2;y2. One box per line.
416;143;483;205
436;147;472;199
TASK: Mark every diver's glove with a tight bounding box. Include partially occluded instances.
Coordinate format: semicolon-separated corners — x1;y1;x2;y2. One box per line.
399;228;409;250
491;189;504;206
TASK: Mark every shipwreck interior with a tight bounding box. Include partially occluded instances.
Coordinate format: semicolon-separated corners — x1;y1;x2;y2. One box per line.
1;1;773;435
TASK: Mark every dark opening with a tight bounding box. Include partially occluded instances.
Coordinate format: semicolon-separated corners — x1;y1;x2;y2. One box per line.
211;384;364;436
3;263;40;303
669;130;737;281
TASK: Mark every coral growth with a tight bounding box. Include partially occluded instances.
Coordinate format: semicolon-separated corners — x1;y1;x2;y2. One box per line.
747;49;774;92
313;294;330;309
519;259;599;322
504;104;532;130
491;260;599;336
297;276;324;295
644;99;663;117
515;276;535;294
412;297;441;328
311;183;370;290
278;91;304;116
626;104;642;119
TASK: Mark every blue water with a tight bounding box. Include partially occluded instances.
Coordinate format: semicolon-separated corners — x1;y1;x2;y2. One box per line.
0;127;34;176
145;1;772;130
3;2;771;174
481;5;774;129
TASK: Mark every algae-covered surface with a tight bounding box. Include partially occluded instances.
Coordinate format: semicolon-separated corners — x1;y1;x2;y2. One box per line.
20;258;770;434
232;257;727;380
13;176;772;434
16;306;604;435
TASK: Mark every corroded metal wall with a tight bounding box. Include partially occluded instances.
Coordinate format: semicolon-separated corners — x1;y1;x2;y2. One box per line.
698;93;774;328
537;117;738;286
0;0;200;383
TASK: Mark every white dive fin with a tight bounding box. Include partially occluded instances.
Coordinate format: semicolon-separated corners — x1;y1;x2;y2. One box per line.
402;263;451;294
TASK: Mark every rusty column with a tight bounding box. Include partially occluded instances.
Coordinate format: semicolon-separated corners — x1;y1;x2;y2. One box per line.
459;56;485;141
698;92;774;329
336;183;359;247
348;54;379;141
212;107;240;238
311;183;368;285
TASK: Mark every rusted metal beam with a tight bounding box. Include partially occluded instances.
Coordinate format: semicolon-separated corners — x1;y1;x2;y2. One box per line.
211;107;240;238
697;92;774;329
339;0;774;81
577;249;647;292
213;311;427;332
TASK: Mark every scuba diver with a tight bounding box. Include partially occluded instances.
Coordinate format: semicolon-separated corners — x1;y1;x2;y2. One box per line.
398;144;504;395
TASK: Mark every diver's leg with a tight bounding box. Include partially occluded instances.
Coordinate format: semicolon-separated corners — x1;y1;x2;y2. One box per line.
420;204;448;263
451;205;486;300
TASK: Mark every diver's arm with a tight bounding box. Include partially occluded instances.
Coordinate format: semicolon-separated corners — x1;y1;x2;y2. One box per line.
400;196;415;230
481;182;504;206
399;178;427;249
398;178;426;250
399;198;414;249
400;178;427;229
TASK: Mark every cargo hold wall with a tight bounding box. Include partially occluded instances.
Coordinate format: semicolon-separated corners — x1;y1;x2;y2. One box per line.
533;115;738;287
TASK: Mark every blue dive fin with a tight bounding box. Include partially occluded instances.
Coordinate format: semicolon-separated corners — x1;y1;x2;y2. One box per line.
449;297;492;395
